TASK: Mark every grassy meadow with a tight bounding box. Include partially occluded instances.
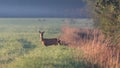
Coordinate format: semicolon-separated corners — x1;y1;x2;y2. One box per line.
0;18;93;68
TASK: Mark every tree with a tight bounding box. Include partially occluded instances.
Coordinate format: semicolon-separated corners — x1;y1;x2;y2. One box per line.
85;0;120;45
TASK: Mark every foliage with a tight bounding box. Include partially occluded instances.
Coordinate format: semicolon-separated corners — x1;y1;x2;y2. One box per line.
95;0;120;35
85;0;120;45
84;1;120;67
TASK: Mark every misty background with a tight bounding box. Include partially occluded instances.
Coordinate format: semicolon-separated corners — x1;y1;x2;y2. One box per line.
0;0;87;18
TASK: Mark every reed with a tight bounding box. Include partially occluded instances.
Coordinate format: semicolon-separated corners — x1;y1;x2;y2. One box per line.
60;27;120;68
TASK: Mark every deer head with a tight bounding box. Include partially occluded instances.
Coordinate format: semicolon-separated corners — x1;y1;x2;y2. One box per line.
39;31;45;41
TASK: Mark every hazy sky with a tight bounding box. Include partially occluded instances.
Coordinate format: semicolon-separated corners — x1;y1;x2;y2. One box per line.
0;0;86;18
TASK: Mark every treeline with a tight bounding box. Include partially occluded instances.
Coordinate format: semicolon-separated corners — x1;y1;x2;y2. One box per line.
85;0;120;45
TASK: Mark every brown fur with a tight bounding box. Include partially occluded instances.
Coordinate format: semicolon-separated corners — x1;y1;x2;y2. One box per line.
39;31;60;46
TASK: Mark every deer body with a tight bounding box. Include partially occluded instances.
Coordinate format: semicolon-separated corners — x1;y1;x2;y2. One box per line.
41;38;59;45
39;31;60;46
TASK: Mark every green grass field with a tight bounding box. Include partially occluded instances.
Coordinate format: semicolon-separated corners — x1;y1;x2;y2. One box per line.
0;18;93;68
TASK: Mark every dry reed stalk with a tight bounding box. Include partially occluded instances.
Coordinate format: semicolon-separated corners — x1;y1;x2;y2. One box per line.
60;26;120;68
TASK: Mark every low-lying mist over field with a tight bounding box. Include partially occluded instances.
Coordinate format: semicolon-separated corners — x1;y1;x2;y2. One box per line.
0;0;119;67
0;18;95;68
0;17;119;68
0;18;94;33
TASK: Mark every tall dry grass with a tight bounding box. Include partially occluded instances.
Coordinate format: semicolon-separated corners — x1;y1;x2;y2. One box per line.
0;64;3;68
60;27;120;68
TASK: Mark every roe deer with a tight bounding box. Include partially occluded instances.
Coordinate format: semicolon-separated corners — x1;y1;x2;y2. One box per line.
39;31;60;46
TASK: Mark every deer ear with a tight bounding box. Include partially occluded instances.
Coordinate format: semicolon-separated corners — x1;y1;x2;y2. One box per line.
39;31;41;33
